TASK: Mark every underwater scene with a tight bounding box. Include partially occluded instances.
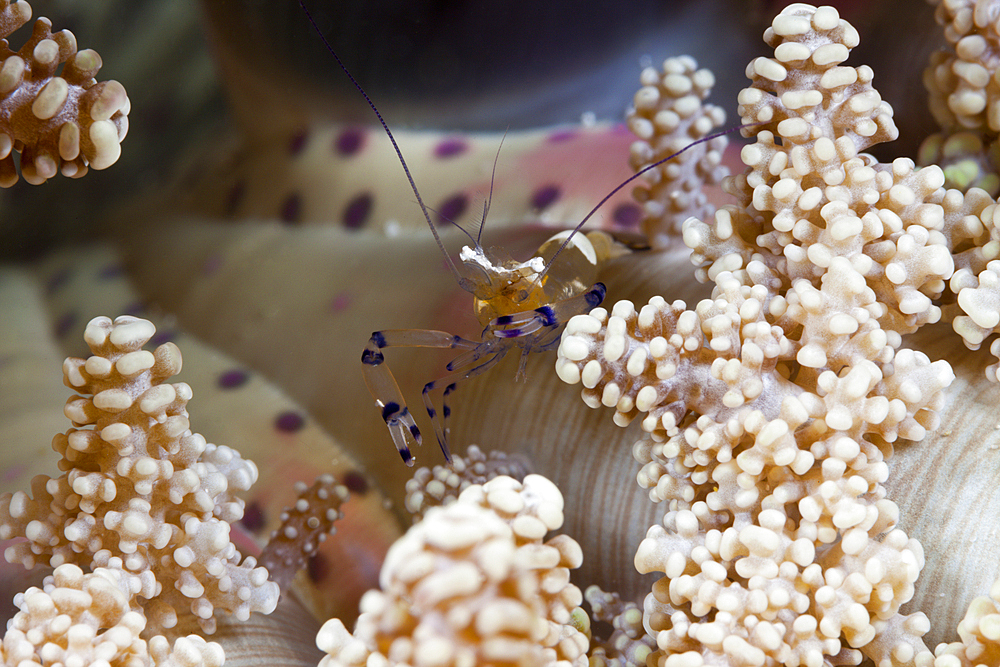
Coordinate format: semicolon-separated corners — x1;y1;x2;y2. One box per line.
1;0;999;665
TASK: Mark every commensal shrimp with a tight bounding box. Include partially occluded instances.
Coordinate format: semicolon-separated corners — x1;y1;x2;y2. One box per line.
299;1;745;465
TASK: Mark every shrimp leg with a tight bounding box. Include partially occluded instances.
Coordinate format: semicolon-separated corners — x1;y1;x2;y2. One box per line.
490;283;607;338
421;348;508;462
362;329;478;465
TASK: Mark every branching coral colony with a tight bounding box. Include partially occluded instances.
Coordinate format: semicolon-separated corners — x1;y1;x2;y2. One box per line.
554;3;1000;666
0;317;279;666
0;0;129;185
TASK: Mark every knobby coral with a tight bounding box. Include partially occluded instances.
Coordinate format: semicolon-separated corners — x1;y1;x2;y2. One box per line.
0;0;129;186
627;55;728;249
920;0;1000;195
557;3;997;665
318;474;588;667
2;563;224;667
0;315;278;649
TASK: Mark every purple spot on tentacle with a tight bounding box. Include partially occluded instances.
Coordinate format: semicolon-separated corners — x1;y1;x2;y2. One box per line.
226;180;246;217
150;329;177;346
280;193;302;224
334;127;365;156
548;129;577;143
240;501;265;532
436;193;468;223
342;193;372;229
289;129;309;156
54;312;77;338
3;462;27;483
308;553;329;582
330;291;352;312
531;184;560;211
275;411;305;433
434;137;468;158
97;264;124;280
218;369;250;389
202;255;222;276
613;203;642;228
342;471;369;495
45;269;71;294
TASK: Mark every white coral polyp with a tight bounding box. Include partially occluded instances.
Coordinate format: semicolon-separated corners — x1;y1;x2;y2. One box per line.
627;55;728;248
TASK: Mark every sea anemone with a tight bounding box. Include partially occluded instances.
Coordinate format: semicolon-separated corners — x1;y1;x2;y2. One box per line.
2;1;998;666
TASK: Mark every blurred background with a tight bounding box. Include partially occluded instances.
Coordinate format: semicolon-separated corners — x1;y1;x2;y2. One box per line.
2;0;941;258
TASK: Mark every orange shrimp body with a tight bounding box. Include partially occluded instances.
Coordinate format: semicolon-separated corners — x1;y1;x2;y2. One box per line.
466;232;600;326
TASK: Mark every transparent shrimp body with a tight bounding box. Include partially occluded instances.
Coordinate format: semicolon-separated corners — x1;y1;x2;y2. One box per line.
361;231;607;465
465;230;600;325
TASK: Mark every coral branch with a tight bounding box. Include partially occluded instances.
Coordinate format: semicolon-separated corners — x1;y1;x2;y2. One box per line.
0;0;129;185
554;4;983;665
317;474;588;667
627;55;728;248
0;315;278;635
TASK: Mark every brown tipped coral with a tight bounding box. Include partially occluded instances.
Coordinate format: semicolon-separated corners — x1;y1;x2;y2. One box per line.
1;563;225;667
317;474;588;667
0;315;278;635
555;4;977;666
0;0;129;186
627;55;728;249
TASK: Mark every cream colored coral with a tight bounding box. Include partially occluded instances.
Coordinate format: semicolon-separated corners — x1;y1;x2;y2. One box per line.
0;0;129;186
919;0;1000;194
925;0;1000;133
627;55;727;248
1;563;224;667
317;474;588;667
403;444;528;521
0;315;278;635
932;577;1000;666
555;5;973;666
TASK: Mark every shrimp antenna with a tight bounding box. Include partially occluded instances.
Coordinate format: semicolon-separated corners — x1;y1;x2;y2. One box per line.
532;120;767;288
298;0;472;292
478;129;507;247
432;129;507;249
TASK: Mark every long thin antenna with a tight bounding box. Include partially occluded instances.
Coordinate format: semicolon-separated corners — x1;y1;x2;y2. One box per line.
478;129;507;247
532;121;766;288
298;0;472;292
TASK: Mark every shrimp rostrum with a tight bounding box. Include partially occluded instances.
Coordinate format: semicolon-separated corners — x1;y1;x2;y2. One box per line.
362;229;608;465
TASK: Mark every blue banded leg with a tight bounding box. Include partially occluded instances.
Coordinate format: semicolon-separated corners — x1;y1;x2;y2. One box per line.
446;337;500;372
361;329;478;465
489;283;607;339
421;350;507;462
